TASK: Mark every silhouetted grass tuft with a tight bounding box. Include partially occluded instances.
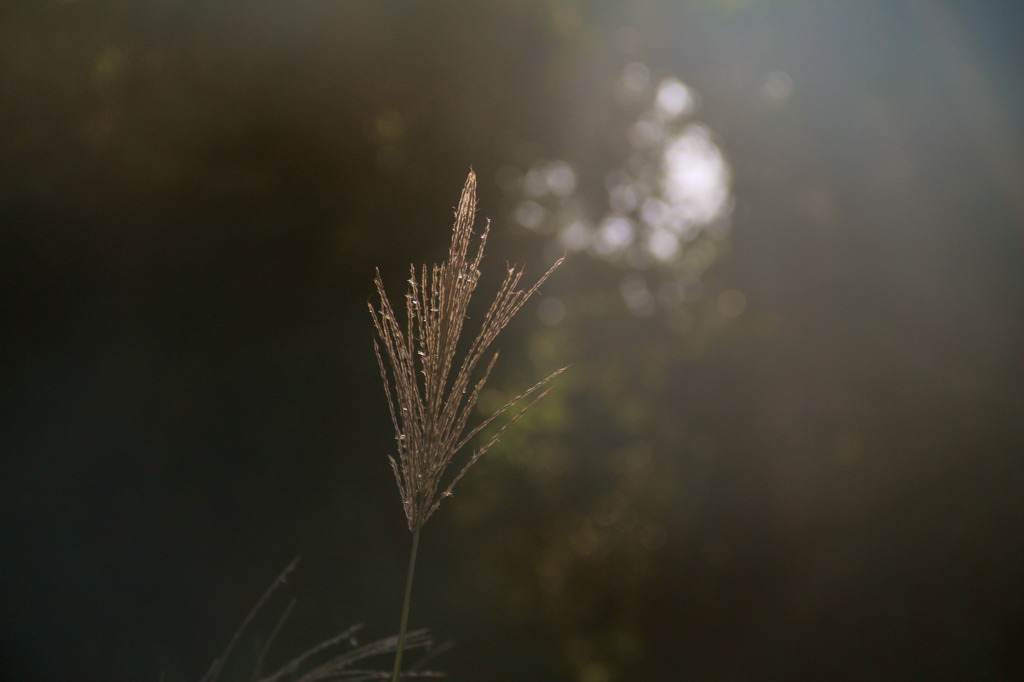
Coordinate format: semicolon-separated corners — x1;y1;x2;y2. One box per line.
199;559;441;682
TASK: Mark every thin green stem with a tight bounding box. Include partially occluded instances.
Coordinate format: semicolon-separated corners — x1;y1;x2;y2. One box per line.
391;529;420;682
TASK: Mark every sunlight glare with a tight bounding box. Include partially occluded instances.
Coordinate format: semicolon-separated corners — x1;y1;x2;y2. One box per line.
661;124;730;226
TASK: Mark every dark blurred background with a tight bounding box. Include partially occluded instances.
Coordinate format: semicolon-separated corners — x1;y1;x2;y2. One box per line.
2;1;1023;680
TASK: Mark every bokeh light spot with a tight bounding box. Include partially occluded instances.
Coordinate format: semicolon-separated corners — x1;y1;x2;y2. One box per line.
92;46;125;88
515;200;548;231
656;280;686;308
617;61;651;104
620;274;655;316
647;228;680;262
761;70;794;106
545;160;577;197
655;77;695;119
580;662;610;682
662;124;731;225
559;220;592;252
538;297;566;326
591;216;635;256
717;289;746;317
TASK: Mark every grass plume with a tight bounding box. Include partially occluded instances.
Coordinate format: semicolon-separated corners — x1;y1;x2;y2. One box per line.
369;170;565;679
369;169;565;532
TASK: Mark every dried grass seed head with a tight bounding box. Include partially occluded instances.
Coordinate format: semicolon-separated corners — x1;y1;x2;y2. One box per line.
369;170;565;532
